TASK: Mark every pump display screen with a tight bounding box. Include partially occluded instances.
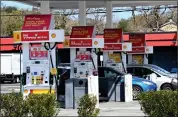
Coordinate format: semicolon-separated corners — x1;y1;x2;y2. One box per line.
81;63;85;65
35;61;40;64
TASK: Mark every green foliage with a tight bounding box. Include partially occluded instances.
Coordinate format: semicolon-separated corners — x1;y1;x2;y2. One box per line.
138;90;178;117
0;92;60;117
4;6;17;13
0;92;29;117
117;19;129;32
77;94;100;117
27;93;60;117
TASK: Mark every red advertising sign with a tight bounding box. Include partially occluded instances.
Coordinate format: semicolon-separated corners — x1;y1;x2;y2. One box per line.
128;47;145;53
22;14;52;30
21;31;49;42
103;44;122;50
104;28;123;43
76;51;91;60
129;34;145;47
70;26;95;38
30;46;48;59
70;39;92;47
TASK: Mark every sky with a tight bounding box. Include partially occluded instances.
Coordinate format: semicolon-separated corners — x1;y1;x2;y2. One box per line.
1;1;141;22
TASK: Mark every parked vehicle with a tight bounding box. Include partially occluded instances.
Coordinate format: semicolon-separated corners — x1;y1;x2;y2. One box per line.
0;53;23;83
127;64;178;91
57;65;157;100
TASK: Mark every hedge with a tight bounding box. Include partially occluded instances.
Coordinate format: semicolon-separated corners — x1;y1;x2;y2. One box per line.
77;94;100;117
138;90;178;117
0;92;60;117
0;92;100;117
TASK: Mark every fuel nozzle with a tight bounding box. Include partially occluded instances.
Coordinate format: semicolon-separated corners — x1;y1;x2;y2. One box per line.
93;69;98;76
86;71;89;77
49;73;54;85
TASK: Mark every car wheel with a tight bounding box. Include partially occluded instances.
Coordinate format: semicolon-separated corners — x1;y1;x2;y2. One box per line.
132;85;143;100
161;84;172;90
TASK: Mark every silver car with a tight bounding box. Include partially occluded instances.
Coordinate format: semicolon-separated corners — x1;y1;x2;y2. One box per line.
127;64;178;91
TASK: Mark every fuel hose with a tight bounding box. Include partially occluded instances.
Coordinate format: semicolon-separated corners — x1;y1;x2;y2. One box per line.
44;42;58;94
120;52;127;73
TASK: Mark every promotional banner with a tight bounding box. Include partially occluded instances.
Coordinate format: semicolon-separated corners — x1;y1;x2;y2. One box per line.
22;31;49;41
13;30;64;43
129;33;145;47
70;39;92;47
103;43;122;50
127;46;153;54
132;55;144;64
30;46;48;60
128;47;145;53
103;43;132;51
22;14;54;30
108;53;121;63
63;38;104;48
70;26;95;38
104;28;123;43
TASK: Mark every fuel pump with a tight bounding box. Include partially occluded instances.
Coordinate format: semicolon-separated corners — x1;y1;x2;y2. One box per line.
102;28;133;102
63;25;104;109
13;14;65;99
13;30;65;99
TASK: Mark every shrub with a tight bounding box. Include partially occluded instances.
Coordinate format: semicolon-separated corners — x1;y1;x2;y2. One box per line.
138;90;178;117
77;94;100;117
27;93;60;117
0;92;29;117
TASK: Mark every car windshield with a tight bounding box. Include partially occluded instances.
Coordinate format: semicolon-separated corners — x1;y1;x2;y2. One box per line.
107;67;127;75
150;65;170;75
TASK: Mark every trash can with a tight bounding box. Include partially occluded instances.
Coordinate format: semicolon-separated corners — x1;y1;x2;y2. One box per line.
65;78;88;109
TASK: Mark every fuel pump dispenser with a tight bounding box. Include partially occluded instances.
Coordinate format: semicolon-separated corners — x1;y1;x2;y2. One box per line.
63;26;104;109
102;28;133;102
13;14;65;98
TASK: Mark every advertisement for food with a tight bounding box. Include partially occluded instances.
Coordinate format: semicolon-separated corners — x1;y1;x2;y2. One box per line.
132;55;144;64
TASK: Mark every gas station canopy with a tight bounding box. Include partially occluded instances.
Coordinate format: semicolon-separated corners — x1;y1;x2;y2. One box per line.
16;1;176;9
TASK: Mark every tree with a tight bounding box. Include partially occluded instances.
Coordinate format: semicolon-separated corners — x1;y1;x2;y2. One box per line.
4;6;17;13
117;19;129;32
86;8;106;34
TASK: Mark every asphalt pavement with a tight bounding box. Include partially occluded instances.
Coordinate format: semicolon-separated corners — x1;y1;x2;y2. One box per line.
58;101;146;116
